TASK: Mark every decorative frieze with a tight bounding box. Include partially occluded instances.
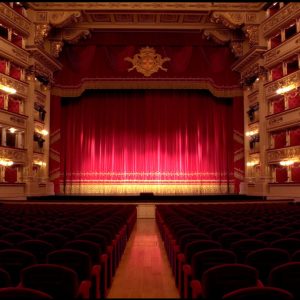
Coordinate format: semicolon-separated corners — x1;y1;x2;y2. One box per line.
262;3;300;37
266;107;300;131
0;146;27;164
34;24;51;46
267;145;300;163
243;25;259;48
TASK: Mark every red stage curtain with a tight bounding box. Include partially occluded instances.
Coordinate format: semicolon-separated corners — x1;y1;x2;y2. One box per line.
61;89;234;194
290;127;300;146
273;97;285;114
275;167;288;183
273;131;286;148
54;31;240;93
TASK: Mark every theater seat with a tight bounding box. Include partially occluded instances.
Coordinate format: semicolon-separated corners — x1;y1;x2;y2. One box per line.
0;287;53;299
222;286;294;300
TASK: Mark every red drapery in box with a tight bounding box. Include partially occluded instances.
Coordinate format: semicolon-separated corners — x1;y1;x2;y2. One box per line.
273;131;286;148
273;97;285;114
60;89;234;194
290;127;300;146
9;65;21;80
287;90;300;109
271;64;283;81
8;97;19;113
276;167;288;183
5;167;17;183
0;59;6;73
292;163;300;182
0;95;4;109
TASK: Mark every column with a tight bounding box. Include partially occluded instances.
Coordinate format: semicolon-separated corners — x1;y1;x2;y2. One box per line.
16;132;23;148
19;100;24;114
280;28;285;43
270;134;274;149
1;128;6;146
272;166;276;183
17;166;22;183
0;166;5;182
4;95;8;110
269;100;274;115
286;129;290;147
287;166;292;182
284;94;289;110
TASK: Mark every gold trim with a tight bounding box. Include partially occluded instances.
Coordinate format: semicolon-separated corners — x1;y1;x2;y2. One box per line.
62;183;233;195
125;47;170;77
52;80;242;98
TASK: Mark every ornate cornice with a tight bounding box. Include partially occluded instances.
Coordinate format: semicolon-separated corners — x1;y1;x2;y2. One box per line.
210;11;259;29
262;2;300;37
50;40;64;58
0;3;31;37
26;46;62;80
34;23;51;46
267;145;300;163
230;41;243;58
35;11;82;28
27;2;266;12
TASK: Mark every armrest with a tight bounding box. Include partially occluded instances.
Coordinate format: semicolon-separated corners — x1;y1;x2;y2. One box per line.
257;279;264;287
178;253;185;263
78;279;92;299
91;265;101;299
190;279;203;299
183;264;192;276
100;253;108;264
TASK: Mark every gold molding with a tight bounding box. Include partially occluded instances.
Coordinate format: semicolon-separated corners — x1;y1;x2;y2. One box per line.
51;80;243;98
34;24;51;46
50;40;64;58
0;146;27;164
243;25;259;48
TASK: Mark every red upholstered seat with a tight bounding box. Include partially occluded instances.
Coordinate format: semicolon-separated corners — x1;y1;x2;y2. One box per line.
0;287;53;299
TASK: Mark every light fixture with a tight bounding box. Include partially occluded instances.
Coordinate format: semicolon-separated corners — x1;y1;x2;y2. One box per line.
0;83;16;94
279;160;295;166
41;129;48;136
246;129;259;136
247;161;259;167
276;83;296;95
0;159;13;166
8;127;16;133
34;160;46;167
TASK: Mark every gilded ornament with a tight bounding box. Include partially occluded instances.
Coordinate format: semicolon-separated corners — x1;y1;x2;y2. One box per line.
124;47;170;77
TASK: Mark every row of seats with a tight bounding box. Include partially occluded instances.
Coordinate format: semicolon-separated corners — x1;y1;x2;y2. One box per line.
156;203;300;299
0;203;137;299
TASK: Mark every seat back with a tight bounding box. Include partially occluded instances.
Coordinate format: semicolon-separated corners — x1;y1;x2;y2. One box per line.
21;264;79;299
271;238;300;255
202;264;258;300
37;233;67;249
269;262;300;299
47;249;91;281
222;286;294;300
245;248;290;284
18;240;54;264
192;249;237;280
1;233;31;245
184;240;222;264
0;249;36;285
0;268;11;288
0;287;53;299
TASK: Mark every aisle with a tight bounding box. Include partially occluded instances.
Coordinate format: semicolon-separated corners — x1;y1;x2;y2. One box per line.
107;218;179;298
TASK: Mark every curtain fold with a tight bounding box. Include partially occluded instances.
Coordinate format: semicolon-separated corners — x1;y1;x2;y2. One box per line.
60;89;234;195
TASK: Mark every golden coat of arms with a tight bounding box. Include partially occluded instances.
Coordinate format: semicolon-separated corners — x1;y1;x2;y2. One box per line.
124;47;171;77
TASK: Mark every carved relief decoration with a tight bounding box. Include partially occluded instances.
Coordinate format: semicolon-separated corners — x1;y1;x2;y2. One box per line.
210;12;245;29
50;41;64;58
35;24;51;46
0;147;26;163
202;29;232;45
0;74;28;97
61;28;91;44
48;11;81;28
243;25;259;48
267;146;300;163
124;47;170;77
230;41;243;57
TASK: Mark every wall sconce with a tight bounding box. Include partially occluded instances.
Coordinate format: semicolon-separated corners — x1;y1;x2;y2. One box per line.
0;83;16;94
41;129;48;136
246;129;259;136
279;160;295;166
276;83;296;94
0;159;13;166
8;127;16;133
33;160;46;167
247;161;259;167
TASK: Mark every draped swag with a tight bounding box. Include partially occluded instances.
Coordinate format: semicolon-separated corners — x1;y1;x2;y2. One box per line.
59;89;234;195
